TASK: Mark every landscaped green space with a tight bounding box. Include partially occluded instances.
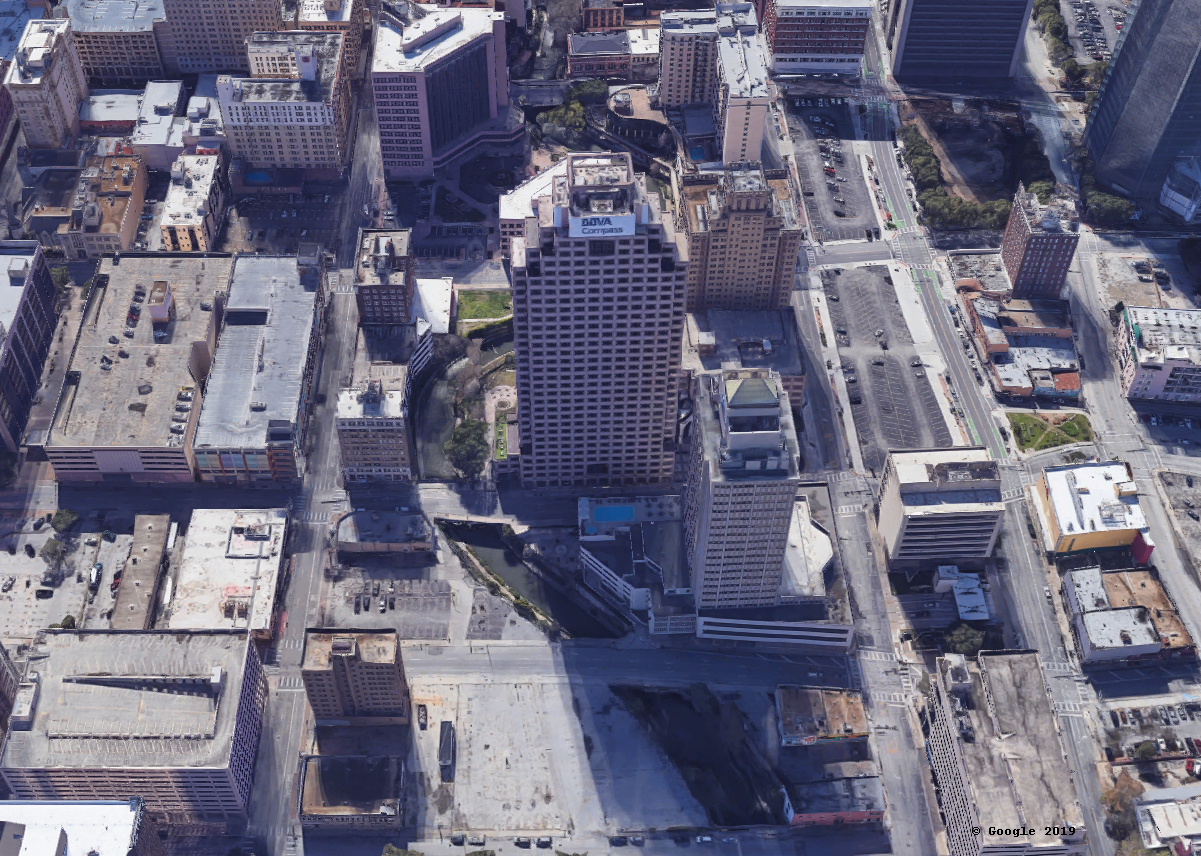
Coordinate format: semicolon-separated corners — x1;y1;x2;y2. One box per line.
494;423;508;461
1008;412;1093;451
457;290;512;320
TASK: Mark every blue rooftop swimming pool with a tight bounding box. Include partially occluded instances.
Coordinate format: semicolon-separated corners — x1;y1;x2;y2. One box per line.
592;505;636;522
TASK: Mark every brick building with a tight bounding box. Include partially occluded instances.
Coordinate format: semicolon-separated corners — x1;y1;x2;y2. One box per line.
999;183;1080;299
301;630;409;722
762;0;872;75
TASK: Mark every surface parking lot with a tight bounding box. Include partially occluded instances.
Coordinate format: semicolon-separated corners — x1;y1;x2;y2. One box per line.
823;266;952;471
786;98;877;242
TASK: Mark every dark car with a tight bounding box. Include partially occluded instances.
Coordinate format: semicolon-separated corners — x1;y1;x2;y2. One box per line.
35;588;53;599
610;838;629;847
450;835;465;847
536;839;553;849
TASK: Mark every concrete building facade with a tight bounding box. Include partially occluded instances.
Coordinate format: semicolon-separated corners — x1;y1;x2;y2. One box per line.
65;0;165;86
510;152;687;488
0;640;19;718
301;630;409;722
157;0;283;74
1119;306;1201;405
218;32;349;173
925;651;1086;856
160;153;226;252
583;0;623;31
0;799;168;856
877;448;1003;566
715;11;769;165
336;379;410;482
684;368;801;610
999;183;1079;299
4;19;87;148
890;0;1034;84
372;6;517;181
284;0;367;80
1084;0;1201;200
0;243;59;454
50;154;146;260
658;5;756;109
762;0;872;75
679;165;803;312
355;229;415;324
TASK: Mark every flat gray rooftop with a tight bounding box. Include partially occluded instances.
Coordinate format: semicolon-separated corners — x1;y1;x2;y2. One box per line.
0;243;41;340
66;0;163;32
193;256;318;451
0;631;251;771
689;309;806;377
49;255;233;449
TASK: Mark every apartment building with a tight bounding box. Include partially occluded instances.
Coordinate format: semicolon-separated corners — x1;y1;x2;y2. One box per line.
4;19;87;148
158;0;283;74
715;13;770;165
301;630;409;722
510;152;687;488
355;228;415;324
218;32;350;173
337;378;411;482
160;153;227;252
193;255;322;484
1000;183;1080;299
679;164;803;312
372;5;516;181
658;5;754;109
65;0;165;86
38;153;146;260
877;448;1004;566
284;0;367;80
1032;460;1155;561
762;0;872;75
0;799;168;856
684;368;801;609
0;632;267;836
890;0;1033;84
925;651;1086;856
0;243;58;454
46;255;231;483
1119;306;1201;404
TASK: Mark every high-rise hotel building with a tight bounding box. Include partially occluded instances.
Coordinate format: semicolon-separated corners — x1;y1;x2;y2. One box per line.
510;152;687;488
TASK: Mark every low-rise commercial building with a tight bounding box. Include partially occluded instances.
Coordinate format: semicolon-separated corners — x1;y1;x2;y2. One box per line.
301;630;409;723
334;510;434;559
1119;306;1201;405
762;0;872;75
0;631;267;836
65;0;165;86
877;448;1003;566
1032;460;1155;561
0;243;58;454
1134;783;1201;852
714;12;769;165
77;90;141;133
1062;565;1192;663
127;79;184;170
355;229;414;324
925;651;1086;856
0;798;168;856
4;19;87;148
108;513;170;630
160;153;226;252
568;31;632;78
781;777;884;826
46;255;232;483
193;255;322;484
961;294;1080;398
1000;183;1080;300
34;153;146;260
373;5;517;181
337;379;410;482
775;686;867;745
218;32;350;173
161;509;288;639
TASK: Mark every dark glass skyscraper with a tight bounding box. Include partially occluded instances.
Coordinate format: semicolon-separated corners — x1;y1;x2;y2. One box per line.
1085;0;1201;198
890;0;1034;83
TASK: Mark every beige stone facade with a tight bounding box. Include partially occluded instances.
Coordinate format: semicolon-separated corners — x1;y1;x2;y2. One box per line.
158;0;283;74
53;154;147;260
4;20;87;148
301;631;409;720
336;379;411;482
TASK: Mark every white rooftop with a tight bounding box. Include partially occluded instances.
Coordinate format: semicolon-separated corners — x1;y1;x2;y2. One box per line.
1127;306;1201;366
299;0;355;23
161;155;220;228
0;800;145;856
1081;607;1160;650
628;27;659;56
953;573;989;620
413;276;453;335
662;2;757;33
717;27;769;98
1067;565;1110;611
500;161;566;222
1043;461;1148;536
1138;786;1201;849
336;386;406;419
165;508;288;634
373;5;500;74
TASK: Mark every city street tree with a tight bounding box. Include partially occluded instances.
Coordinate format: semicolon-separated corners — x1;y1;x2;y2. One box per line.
444;419;489;480
40;538;65;567
945;623;985;655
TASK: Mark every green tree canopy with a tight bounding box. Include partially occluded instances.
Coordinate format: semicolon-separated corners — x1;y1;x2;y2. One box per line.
945;623;985;656
444;420;490;480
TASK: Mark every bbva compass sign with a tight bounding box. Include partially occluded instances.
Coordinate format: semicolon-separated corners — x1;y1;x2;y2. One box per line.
569;213;635;237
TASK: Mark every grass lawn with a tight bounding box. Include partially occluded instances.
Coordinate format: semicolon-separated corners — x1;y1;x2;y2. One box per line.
458;290;512;320
494;423;508;460
1008;412;1093;452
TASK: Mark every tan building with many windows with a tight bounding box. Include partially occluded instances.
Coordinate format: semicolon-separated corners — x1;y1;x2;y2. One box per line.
284;0;367;80
679;164;803;312
158;0;283;74
4;19;87;149
301;630;409;723
337;379;411;482
217;32;349;172
658;4;756;108
355;229;415;324
52;154;146;260
160;153;226;252
65;0;165;86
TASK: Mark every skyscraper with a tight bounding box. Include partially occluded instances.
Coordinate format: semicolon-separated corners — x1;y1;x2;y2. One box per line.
510;152;687;488
658;4;755;109
1084;0;1201;199
1000;183;1079;299
890;0;1033;84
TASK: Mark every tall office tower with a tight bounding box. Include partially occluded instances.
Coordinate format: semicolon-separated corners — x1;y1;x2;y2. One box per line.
715;12;770;165
510;152;687;489
217;33;350;172
679;164;803;312
4;20;87;149
355;229;415;324
373;6;517;181
65;0;165;87
158;0;283;74
890;0;1033;84
1084;0;1201;199
762;0;872;75
337;378;412;482
999;183;1080;298
684;368;801;610
301;631;409;720
658;4;756;109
